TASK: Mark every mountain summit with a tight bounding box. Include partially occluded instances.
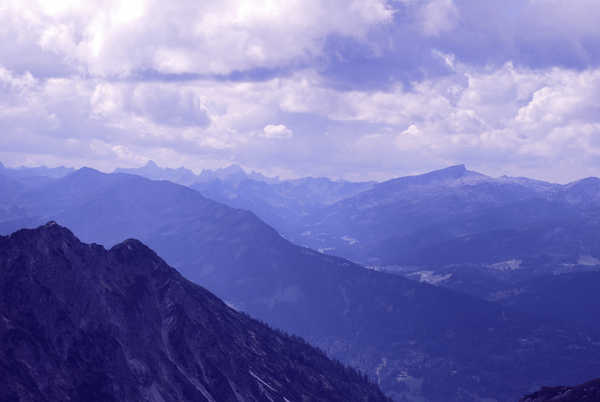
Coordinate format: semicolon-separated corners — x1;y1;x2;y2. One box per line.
0;223;388;402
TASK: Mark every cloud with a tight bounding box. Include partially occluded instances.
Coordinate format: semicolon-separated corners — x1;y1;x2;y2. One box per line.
3;57;600;182
274;62;600;181
316;0;600;90
420;0;459;37
262;124;293;139
0;0;393;78
2;1;600;183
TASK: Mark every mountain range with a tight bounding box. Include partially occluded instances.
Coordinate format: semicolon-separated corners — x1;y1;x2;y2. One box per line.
2;166;600;400
115;160;277;186
117;160;375;235
281;164;600;268
114;162;600;277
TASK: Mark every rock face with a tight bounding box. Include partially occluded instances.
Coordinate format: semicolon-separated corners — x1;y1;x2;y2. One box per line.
0;223;388;402
521;378;600;401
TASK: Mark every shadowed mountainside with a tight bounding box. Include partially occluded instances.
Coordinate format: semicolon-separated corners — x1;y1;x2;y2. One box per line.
0;222;388;402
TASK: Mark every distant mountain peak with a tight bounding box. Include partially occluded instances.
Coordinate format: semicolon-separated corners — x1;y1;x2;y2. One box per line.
74;166;103;175
379;163;485;189
144;160;159;168
430;164;475;178
221;163;245;173
418;164;491;182
446;163;466;173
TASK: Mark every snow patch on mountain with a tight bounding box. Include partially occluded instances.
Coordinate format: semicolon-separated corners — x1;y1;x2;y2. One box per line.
487;259;522;271
578;255;600;266
413;270;453;285
341;235;359;245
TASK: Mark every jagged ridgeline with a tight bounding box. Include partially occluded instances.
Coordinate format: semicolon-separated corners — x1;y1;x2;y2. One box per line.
0;223;389;402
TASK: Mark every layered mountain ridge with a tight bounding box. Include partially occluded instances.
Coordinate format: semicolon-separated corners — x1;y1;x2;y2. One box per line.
2;168;600;400
0;222;388;402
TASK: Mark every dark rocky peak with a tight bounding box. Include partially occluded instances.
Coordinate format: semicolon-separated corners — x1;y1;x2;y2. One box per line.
0;223;389;402
111;237;152;253
6;221;81;250
109;238;169;274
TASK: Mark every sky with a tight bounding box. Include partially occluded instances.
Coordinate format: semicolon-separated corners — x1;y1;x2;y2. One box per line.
1;0;600;182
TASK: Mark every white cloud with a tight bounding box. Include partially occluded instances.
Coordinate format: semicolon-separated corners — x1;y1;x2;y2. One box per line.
420;0;459;37
0;0;393;77
0;5;600;181
274;62;600;181
262;124;293;139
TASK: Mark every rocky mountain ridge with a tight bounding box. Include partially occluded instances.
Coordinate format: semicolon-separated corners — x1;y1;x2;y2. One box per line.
0;222;388;402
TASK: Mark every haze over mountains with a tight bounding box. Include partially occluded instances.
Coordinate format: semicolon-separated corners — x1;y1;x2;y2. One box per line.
117;160;375;235
104;162;600;309
1;223;388;402
99;161;600;275
115;160;277;186
2;163;600;400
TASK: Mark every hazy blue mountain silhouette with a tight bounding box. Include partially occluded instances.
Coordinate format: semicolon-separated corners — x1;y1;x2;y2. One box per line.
0;162;72;193
115;160;276;186
191;176;374;237
115;160;199;186
115;160;374;234
275;165;600;274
